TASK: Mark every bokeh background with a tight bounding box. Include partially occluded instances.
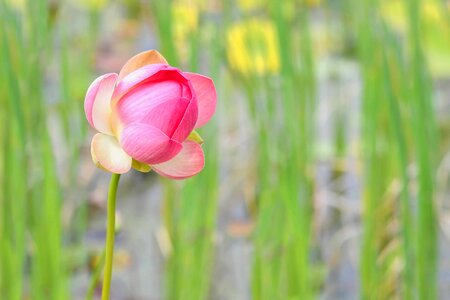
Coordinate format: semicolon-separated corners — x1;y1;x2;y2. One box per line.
1;0;450;299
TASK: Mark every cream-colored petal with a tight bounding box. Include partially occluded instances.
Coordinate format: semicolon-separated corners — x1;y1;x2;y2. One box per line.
91;133;132;174
91;73;117;135
117;50;168;81
85;73;117;135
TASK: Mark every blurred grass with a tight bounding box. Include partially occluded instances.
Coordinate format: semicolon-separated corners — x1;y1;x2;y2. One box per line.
0;0;97;299
354;1;410;297
0;0;448;299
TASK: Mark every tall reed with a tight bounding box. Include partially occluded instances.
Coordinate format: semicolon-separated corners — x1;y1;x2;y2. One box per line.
0;0;99;298
354;0;440;298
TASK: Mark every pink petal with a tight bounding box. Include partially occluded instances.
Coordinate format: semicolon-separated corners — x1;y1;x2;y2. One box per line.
115;80;183;126
112;64;168;103
118;50;168;81
84;73;118;134
114;69;198;141
113;67;192;105
120;123;183;164
141;97;191;138
91;133;132;174
184;72;217;128
171;98;198;143
152;141;205;179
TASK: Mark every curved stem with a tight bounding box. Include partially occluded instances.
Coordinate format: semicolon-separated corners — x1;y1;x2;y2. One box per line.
101;173;121;300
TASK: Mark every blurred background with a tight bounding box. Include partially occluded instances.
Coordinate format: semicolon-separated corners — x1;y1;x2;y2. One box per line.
1;0;450;299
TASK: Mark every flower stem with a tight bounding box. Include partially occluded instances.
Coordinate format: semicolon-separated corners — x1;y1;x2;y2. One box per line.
101;173;121;300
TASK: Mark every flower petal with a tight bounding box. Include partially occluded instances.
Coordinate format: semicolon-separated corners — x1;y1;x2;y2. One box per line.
91;133;132;174
118;50;168;81
141;97;192;139
152;141;205;179
112;64;168;103
184;72;217;128
120;123;183;164
170;97;198;143
84;73;118;134
115;80;183;126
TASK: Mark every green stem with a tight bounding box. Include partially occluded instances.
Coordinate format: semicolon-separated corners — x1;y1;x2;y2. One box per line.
101;173;121;300
86;249;105;300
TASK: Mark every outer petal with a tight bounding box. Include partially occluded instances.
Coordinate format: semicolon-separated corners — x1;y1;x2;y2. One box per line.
184;72;217;128
170;98;198;143
84;73;118;134
118;50;168;81
112;64;168;103
120;123;183;165
91;133;132;174
152;141;205;179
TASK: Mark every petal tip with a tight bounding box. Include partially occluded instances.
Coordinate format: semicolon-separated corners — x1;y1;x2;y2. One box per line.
118;50;169;81
152;141;205;179
184;72;217;128
84;73;118;134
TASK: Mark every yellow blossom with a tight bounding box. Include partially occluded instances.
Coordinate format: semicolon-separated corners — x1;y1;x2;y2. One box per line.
227;19;280;76
171;1;200;59
381;0;450;76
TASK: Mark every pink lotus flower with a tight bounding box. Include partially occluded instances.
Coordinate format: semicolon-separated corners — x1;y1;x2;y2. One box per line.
84;50;217;179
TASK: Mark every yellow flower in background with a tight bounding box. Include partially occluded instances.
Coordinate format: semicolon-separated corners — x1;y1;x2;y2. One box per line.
172;1;199;41
381;0;448;31
381;0;450;77
171;0;200;59
227;19;280;76
423;2;444;21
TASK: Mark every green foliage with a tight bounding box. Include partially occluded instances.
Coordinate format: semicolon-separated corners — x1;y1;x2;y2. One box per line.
0;0;95;298
0;0;445;299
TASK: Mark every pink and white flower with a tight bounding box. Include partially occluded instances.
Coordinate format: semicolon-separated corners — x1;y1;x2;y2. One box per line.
84;50;216;179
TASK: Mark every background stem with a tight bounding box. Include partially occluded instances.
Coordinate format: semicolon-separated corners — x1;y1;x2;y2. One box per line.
86;250;105;300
